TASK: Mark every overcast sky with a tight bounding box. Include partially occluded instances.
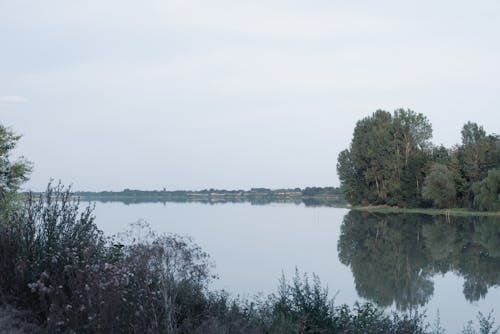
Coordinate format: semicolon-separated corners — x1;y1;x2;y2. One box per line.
1;0;499;191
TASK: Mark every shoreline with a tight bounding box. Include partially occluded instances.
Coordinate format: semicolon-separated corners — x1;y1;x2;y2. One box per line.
350;205;500;217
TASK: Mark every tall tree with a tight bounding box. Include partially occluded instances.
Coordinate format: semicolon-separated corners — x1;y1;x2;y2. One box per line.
350;110;394;203
461;121;486;146
337;109;432;206
457;123;500;207
393;109;433;167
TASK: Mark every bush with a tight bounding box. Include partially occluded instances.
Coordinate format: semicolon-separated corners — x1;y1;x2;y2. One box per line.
1;183;214;333
263;270;426;334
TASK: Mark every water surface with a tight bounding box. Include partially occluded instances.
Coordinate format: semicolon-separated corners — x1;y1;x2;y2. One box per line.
91;201;500;332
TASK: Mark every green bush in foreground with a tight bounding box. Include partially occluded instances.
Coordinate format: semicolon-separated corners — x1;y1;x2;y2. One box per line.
1;184;499;333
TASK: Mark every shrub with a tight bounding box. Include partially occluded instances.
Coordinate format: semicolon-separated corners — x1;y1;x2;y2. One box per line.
1;183;215;333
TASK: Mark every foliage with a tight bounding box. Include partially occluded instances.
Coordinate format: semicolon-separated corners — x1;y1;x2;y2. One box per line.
337;109;432;207
473;169;500;211
0;123;32;215
422;163;457;209
462;311;500;334
1;183;214;333
264;270;427;334
338;113;500;211
457;123;500;207
337;149;366;205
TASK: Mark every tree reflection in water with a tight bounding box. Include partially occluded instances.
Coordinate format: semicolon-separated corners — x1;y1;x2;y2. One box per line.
338;211;500;310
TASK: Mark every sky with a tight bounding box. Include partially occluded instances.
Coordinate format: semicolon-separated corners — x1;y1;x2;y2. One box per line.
1;0;500;191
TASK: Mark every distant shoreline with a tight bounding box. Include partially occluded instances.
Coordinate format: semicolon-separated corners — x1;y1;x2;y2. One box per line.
29;187;347;207
28;189;500;215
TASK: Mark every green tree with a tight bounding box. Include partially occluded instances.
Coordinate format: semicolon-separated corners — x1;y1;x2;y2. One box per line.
0;124;32;213
393;109;433;167
473;168;500;211
457;123;500;207
350;110;394;203
422;163;456;209
337;149;366;205
449;148;468;207
337;109;432;206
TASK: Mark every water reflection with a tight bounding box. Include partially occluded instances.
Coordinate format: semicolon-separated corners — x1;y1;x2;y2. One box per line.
338;211;500;310
79;196;347;207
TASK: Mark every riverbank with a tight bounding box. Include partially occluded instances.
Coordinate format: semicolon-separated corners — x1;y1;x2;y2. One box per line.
350;205;500;217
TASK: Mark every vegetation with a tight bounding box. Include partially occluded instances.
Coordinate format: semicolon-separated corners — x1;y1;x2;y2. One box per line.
0;124;32;216
422;163;457;209
337;110;500;211
473;169;500;212
73;186;346;207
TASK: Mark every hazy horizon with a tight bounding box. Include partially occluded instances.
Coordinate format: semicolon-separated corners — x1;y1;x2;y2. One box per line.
2;1;499;191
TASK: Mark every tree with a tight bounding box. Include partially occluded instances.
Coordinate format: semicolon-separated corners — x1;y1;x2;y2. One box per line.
393;109;433;166
337;109;432;206
461;121;486;146
473;168;500;211
336;149;366;205
422;163;456;209
350;110;394;203
457;123;500;207
0;124;32;212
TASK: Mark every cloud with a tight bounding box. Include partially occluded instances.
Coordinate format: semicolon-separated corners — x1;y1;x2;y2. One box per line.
0;96;27;103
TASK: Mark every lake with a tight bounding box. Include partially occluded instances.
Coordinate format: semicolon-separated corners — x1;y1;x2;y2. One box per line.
90;201;500;332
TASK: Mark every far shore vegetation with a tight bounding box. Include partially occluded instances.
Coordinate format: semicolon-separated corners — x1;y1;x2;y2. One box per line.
71;186;347;207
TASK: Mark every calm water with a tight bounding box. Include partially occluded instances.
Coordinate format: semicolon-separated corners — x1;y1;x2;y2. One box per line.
91;201;500;332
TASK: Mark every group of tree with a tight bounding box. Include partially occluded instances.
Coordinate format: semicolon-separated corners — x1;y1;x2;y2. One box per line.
337;109;500;210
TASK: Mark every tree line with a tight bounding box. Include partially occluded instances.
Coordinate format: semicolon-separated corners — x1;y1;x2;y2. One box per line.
337;109;500;210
